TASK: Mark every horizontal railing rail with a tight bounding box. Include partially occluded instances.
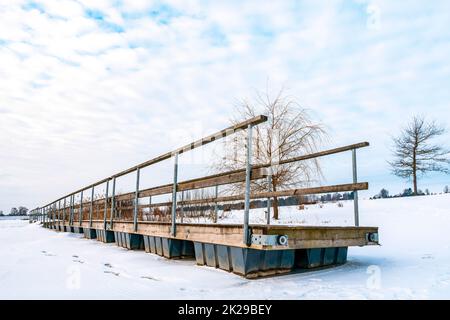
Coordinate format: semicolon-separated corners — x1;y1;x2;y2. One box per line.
39;115;267;208
29;115;369;245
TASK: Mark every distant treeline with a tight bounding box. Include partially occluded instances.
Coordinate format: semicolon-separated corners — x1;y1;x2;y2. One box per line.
178;192;356;213
371;185;449;199
0;206;29;216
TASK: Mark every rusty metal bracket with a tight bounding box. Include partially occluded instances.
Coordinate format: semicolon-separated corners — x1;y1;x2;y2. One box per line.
366;232;379;243
251;234;289;246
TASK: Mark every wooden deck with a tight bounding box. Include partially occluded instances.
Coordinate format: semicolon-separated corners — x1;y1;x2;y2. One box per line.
31;116;378;278
64;220;378;250
46;221;379;278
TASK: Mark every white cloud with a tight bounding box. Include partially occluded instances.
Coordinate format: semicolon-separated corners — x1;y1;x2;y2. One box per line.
0;0;449;211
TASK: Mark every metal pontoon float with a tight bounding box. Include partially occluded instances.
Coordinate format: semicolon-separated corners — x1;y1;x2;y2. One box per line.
30;115;379;278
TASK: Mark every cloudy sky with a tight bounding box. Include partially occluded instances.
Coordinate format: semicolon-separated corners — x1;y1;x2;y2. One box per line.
1;0;449;212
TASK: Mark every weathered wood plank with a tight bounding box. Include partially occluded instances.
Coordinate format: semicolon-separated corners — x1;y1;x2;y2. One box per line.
85;182;368;211
77;220;377;250
41;115;268;207
113;167;268;202
42;141;370;211
140;182;369;208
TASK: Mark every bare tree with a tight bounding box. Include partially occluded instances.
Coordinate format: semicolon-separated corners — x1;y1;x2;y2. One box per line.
213;89;327;219
388;116;450;195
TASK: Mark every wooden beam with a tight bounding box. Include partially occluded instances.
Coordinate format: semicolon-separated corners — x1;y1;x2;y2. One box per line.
41;115;268;207
105;142;370;203
251;142;370;171
43;140;369;208
136;182;369;208
113;114;268;178
80;220;378;250
113;167;268;202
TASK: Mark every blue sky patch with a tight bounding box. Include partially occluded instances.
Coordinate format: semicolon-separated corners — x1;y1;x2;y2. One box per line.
22;1;45;14
85;9;104;20
149;3;181;25
203;25;228;47
85;8;124;33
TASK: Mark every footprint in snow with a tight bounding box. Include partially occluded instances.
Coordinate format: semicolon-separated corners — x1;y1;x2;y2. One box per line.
104;263;113;268
421;254;434;259
234;281;250;287
104;270;120;276
73;259;84;264
41;250;56;257
141;276;159;281
72;255;79;258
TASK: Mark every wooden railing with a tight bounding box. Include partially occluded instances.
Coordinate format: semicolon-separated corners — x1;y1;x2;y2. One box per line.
29;115;369;245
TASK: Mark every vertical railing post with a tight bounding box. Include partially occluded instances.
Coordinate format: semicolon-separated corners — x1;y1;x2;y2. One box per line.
171;153;179;237
72;195;76;225
51;203;54;227
180;192;184;224
89;186;94;228
243;124;253;245
58;200;61;227
70;196;74;226
352;149;360;227
133;169;140;232
110;177;116;227
63;198;66;226
148;196;152;221
214;185;219;223
266;173;272;225
67;197;70;225
54;202;57;226
79;190;83;227
103;180;109;230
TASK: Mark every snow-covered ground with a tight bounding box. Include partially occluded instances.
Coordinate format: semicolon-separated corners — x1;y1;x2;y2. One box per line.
1;194;450;299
